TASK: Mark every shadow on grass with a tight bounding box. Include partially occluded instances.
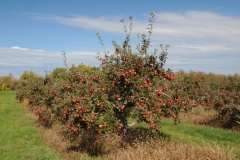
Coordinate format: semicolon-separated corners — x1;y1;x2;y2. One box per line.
67;127;170;157
199;116;240;132
122;127;170;144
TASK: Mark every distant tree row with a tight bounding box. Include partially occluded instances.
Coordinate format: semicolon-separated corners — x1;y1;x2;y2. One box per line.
0;73;18;91
3;66;240;92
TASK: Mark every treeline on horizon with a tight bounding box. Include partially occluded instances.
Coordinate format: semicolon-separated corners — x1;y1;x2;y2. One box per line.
1;63;240;91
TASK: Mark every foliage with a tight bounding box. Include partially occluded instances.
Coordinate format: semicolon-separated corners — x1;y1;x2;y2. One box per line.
19;70;40;80
49;67;67;79
0;73;17;91
175;70;240;127
94;13;190;134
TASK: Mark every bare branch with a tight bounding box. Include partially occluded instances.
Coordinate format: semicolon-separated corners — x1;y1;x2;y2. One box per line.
127;118;143;128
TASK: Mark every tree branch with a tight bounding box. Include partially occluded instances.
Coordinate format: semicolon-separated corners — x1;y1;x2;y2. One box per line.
127;118;143;128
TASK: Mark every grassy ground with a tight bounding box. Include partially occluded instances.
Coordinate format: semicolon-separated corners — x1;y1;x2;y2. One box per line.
133;116;240;159
161;118;240;148
0;91;62;160
1;91;239;159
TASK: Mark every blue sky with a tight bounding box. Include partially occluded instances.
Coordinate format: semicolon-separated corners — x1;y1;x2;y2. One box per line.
1;0;240;77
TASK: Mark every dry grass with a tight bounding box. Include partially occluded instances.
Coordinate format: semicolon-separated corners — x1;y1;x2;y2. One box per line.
178;111;214;125
34;122;237;160
108;140;236;160
178;108;240;132
21;98;29;107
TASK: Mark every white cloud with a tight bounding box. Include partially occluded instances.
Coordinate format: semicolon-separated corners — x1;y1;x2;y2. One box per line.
152;11;240;44
1;47;99;66
36;14;124;34
36;11;240;44
11;46;29;50
0;47;100;77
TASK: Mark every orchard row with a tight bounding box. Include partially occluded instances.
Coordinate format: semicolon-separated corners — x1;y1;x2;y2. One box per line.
15;13;239;138
16;48;194;137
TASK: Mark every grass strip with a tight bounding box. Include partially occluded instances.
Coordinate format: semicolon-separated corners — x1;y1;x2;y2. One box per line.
0;91;62;160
